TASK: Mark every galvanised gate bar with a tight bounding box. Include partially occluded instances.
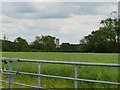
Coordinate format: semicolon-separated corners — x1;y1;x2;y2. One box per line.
0;57;120;89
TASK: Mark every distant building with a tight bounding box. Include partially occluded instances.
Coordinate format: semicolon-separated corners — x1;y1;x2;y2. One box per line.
56;38;60;48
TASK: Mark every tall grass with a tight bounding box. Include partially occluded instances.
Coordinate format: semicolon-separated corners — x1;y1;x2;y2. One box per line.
1;52;119;88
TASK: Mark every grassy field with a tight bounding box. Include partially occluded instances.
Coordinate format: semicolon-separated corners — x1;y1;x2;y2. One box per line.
1;52;119;88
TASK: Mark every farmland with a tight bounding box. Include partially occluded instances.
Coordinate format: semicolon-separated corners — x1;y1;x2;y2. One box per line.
1;52;119;88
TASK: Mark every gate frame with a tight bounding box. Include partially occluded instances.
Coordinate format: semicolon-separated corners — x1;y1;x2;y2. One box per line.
0;57;120;89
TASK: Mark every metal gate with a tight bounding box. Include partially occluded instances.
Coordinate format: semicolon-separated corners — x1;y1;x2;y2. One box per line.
0;57;120;89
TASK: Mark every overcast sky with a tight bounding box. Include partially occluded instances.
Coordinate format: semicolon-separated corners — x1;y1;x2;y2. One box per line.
1;2;118;44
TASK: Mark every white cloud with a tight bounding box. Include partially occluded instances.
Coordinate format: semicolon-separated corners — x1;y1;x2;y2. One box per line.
60;26;70;34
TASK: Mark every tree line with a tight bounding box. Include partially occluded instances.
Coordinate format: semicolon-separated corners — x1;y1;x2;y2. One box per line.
1;17;120;53
80;18;120;53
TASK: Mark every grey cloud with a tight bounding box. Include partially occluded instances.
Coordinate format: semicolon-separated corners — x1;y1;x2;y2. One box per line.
2;2;38;13
2;20;13;23
2;2;117;19
15;3;38;13
2;3;69;19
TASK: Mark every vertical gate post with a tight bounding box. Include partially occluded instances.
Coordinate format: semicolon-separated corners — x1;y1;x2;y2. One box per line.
75;64;77;90
8;60;14;90
38;62;41;89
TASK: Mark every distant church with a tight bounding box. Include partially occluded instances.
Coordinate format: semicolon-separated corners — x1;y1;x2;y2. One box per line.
56;38;60;48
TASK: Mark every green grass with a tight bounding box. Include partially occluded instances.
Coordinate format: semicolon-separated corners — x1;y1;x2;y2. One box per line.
1;52;119;88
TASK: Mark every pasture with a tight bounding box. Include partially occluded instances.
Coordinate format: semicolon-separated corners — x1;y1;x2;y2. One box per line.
1;52;119;88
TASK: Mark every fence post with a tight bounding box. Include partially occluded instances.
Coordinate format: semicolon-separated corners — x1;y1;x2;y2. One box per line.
8;60;14;90
38;62;41;89
75;64;77;90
